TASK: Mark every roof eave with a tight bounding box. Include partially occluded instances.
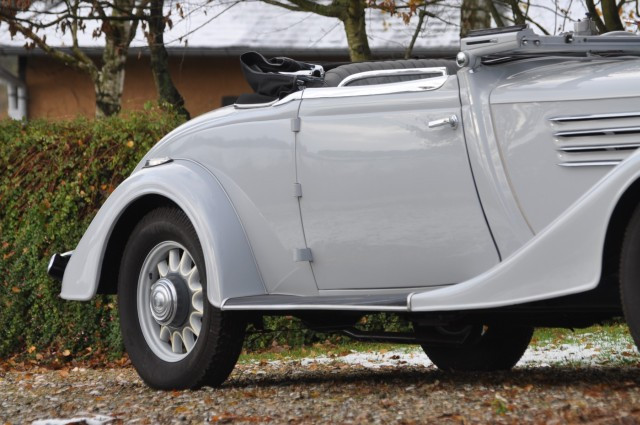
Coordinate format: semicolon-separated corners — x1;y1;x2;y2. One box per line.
0;45;459;59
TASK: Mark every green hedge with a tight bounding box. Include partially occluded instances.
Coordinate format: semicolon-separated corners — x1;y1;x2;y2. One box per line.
0;108;185;359
0;109;410;361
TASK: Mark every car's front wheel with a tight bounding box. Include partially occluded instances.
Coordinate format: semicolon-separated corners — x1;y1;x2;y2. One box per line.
420;325;533;371
118;207;246;390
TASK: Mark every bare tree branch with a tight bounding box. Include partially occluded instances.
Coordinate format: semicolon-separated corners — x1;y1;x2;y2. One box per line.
0;13;97;76
405;7;432;58
486;0;506;27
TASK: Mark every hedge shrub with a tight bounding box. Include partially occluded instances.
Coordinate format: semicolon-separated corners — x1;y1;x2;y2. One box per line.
0;108;410;361
0;107;185;359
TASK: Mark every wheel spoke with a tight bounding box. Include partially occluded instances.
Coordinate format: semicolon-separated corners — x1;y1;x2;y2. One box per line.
169;249;180;273
157;260;169;278
138;240;204;363
171;332;184;354
192;290;204;313
183;328;196;352
189;312;203;336
188;268;201;292
179;252;192;277
159;326;171;342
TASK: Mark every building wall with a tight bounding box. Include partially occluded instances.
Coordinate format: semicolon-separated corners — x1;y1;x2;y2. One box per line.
0;84;8;120
25;55;254;119
0;55;21;120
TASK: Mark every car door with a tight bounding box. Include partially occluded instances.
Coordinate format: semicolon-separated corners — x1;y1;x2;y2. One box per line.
296;75;499;290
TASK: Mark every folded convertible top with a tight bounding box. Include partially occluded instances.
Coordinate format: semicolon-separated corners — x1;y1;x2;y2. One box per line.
238;52;326;104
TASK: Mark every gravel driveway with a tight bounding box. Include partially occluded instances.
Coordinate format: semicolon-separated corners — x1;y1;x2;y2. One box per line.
3;346;640;425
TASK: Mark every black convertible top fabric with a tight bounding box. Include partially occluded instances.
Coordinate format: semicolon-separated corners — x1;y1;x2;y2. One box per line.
323;59;458;87
239;52;324;102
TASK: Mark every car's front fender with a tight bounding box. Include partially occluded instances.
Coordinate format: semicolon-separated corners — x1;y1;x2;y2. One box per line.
60;159;266;307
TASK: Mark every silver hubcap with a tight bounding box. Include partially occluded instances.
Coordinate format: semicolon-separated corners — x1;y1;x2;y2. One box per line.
149;278;178;325
137;241;204;362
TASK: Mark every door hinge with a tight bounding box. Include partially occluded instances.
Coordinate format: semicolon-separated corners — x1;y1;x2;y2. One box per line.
293;182;302;197
291;118;301;133
293;248;313;262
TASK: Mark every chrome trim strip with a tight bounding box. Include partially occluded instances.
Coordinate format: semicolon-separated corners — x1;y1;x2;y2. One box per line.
274;91;303;106
337;67;447;87
558;143;640;152
233;92;303;109
303;75;449;101
550;112;640;122
558;160;621;167
555;126;640;137
221;303;408;312
144;157;173;168
233;99;279;109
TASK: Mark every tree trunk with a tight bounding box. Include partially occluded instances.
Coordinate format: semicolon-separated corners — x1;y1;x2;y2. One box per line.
93;0;136;118
341;0;371;62
601;0;624;31
460;0;491;38
147;0;190;119
95;41;127;117
507;0;526;25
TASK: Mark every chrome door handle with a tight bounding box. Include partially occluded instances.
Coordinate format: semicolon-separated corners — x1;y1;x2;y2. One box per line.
428;114;459;129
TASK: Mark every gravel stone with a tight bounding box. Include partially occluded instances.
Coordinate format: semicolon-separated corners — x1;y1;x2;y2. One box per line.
2;355;640;424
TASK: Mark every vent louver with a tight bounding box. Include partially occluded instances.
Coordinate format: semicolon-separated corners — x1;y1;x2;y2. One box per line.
549;112;640;167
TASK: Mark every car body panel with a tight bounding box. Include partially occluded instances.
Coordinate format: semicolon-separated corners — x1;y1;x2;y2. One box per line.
409;148;640;311
490;58;640;104
457;66;535;259
485;59;640;233
60;160;266;306
138;99;318;297
296;76;500;289
492;98;640;233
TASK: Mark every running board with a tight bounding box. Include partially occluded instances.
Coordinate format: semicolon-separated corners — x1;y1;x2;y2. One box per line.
221;293;410;311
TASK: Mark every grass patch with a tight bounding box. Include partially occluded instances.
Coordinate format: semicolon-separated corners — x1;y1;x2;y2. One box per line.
530;322;633;348
238;341;410;364
238;323;639;366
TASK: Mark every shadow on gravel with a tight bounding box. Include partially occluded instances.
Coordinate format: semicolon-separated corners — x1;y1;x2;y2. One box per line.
227;366;640;390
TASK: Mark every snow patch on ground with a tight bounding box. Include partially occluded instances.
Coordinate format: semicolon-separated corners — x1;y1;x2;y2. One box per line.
519;332;639;368
32;416;114;425
273;332;640;370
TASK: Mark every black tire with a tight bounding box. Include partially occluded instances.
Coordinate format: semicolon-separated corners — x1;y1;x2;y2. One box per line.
620;204;640;350
118;207;246;390
421;325;533;372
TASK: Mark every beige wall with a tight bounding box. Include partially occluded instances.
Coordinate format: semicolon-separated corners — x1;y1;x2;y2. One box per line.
25;55;253;119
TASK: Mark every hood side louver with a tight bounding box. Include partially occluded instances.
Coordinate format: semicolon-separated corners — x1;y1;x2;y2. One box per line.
549;112;640;167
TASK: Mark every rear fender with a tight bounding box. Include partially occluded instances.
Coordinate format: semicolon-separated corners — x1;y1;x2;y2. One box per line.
60;159;266;307
409;150;640;311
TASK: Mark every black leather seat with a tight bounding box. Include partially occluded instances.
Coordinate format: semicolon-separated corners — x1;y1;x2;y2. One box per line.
323;59;457;87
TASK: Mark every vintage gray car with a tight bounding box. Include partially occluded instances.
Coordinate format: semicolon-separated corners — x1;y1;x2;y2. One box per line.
48;21;640;389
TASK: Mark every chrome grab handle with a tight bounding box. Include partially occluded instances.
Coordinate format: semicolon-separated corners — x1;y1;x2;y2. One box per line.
428;114;459;129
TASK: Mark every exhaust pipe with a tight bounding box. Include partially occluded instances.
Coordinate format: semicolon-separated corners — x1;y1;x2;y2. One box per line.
47;251;73;281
